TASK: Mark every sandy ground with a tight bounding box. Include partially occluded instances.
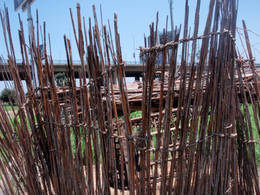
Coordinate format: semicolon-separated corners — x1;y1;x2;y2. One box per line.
6;110;17;118
0;166;259;194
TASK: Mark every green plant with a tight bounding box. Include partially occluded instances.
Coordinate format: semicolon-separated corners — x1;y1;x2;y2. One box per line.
247;105;260;166
55;72;68;87
0;88;16;103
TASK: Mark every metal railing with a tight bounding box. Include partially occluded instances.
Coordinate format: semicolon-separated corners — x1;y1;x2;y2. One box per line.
1;58;260;67
0;59;142;65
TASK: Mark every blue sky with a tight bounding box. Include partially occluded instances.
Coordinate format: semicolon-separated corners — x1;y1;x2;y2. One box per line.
1;0;260;62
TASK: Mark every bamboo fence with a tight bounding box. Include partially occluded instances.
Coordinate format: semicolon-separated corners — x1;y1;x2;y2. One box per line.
0;0;259;194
